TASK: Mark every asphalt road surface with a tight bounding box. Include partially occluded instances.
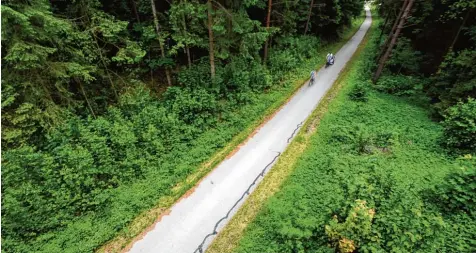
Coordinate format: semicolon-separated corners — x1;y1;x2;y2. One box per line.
128;8;372;253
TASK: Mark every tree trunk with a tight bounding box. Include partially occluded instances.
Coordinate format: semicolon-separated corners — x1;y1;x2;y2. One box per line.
263;0;272;63
373;0;415;83
92;33;118;100
377;0;408;62
149;51;154;82
181;0;192;67
82;5;118;100
151;0;173;86
390;0;408;35
183;15;192;68
186;46;192;67
207;0;216;79
131;0;140;23
304;0;314;35
448;9;470;53
77;78;96;118
182;16;192;68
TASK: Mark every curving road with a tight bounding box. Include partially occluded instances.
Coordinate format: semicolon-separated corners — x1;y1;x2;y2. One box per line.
128;8;372;253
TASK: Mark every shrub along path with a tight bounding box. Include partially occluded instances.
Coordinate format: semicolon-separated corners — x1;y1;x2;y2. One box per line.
127;8;373;253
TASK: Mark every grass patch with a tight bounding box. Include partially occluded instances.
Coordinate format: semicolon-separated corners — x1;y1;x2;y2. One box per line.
95;16;367;253
207;13;371;253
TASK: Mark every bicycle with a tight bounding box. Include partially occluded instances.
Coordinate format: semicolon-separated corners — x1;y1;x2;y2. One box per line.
309;71;316;86
325;55;335;68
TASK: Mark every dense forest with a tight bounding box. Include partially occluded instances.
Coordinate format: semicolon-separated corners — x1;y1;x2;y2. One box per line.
1;0;365;252
2;0;475;252
208;0;476;252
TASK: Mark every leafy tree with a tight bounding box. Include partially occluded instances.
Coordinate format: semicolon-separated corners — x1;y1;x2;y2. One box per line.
169;0;207;67
1;1;94;148
150;0;173;86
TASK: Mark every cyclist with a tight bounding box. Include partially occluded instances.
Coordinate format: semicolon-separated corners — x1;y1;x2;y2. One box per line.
310;70;316;86
326;53;335;66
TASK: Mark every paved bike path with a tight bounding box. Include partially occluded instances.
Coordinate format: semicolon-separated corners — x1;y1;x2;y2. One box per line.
129;9;372;253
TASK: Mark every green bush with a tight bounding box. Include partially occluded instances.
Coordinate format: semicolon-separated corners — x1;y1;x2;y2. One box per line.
275;36;321;61
268;50;299;81
325;200;375;253
1;85;200;245
329;125;396;154
348;81;369;102
249;61;272;91
437;155;476;214
2;144;113;240
442;98;476;153
375;74;423;96
219;57;261;105
177;60;215;88
163;86;221;128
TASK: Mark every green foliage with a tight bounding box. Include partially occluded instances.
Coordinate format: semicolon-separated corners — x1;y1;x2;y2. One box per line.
329;124;397;155
0;0;369;251
205;3;273;62
168;1;208;55
436;155;476;214
386;37;422;74
163;86;221;128
1;100;44;148
443;0;476;19
375;74;424;95
223;57;272;94
348;81;369;102
177;60;215;88
441;98;476;152
1;0;145;150
266;35;322;83
325;200;375;253
275;36;321;61
1;2;90;148
1;20;349;252
268;50;300;82
234;22;474;253
112;41;146;65
376;0;475;118
266;36;320;83
431;49;476;115
249;61;273;91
